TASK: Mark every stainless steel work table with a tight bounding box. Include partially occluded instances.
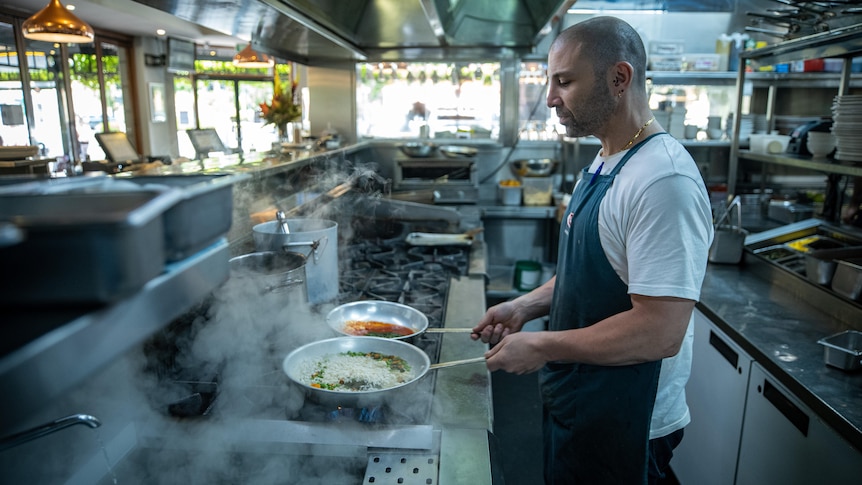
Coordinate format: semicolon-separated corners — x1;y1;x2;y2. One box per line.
697;262;862;453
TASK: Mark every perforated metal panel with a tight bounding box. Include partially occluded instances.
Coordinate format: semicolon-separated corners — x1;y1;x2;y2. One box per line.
364;451;439;485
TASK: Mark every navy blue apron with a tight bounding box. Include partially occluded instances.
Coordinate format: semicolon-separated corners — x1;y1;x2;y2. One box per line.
540;133;665;484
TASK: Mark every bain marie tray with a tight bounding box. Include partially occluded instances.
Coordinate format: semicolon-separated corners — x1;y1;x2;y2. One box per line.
119;173;248;261
818;330;862;371
0;188;178;305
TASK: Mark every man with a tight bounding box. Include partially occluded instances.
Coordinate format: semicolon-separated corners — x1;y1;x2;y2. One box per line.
471;16;713;484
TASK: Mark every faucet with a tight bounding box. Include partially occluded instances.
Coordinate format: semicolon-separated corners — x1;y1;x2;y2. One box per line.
0;414;101;452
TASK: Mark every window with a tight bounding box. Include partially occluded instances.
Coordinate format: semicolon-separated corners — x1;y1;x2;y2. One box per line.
69;40;133;162
356;62;501;140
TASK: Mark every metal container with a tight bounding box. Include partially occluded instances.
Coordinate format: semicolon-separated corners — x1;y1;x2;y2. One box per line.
831;258;862;301
282;336;431;408
767;200;815;224
326;300;429;340
439;145;478;158
399;142;435;158
510;159;557;177
0;189;178;305
709;196;747;264
804;247;862;285
228;251;307;302
253;219;338;304
817;330;862;371
498;181;522;206
122;174;246;261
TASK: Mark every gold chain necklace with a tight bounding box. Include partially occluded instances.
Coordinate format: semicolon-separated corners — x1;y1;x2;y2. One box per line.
621;116;656;151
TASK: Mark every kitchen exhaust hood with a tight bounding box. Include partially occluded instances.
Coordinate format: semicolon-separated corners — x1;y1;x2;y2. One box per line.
133;0;575;63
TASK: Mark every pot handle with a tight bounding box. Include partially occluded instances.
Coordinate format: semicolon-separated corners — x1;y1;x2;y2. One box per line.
281;236;327;264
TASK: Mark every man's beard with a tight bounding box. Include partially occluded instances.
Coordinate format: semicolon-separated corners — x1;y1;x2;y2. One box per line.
559;83;617;138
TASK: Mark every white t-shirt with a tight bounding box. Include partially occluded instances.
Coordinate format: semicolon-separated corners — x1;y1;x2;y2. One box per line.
579;134;714;439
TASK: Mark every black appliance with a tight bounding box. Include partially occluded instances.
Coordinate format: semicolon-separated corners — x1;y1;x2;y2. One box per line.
786;119;833;156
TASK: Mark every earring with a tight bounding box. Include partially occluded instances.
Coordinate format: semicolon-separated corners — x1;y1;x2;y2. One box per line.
617;89;624;97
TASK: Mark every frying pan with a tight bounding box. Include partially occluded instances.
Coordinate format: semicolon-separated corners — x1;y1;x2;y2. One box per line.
326;300;474;340
282;337;484;406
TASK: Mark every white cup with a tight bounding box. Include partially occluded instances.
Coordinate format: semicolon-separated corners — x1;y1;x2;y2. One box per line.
684;125;698;139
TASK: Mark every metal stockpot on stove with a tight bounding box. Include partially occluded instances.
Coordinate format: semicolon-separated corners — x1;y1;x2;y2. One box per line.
253;218;338;304
229;251;308;303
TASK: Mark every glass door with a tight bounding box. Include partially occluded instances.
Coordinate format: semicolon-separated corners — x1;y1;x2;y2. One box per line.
0;20;29;148
68;40;133;162
193;77;273;156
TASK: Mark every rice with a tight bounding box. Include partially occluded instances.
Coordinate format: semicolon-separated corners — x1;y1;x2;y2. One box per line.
297;351;413;391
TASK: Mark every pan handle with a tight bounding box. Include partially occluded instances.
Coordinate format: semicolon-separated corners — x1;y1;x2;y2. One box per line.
430;356;486;370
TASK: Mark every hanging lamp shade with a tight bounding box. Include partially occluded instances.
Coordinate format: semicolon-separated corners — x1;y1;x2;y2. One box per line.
233;43;273;68
22;0;94;44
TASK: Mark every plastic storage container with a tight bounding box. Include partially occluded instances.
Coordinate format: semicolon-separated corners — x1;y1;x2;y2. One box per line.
514;260;542;291
498;180;522;206
522;176;553;206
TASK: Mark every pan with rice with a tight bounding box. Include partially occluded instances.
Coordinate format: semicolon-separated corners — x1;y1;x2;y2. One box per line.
282;336;431;406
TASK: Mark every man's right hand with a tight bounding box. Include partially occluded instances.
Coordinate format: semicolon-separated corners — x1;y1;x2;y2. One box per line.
471;300;526;345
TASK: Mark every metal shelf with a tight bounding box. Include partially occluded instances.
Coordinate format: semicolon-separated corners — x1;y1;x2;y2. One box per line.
739;150;862;177
0;240;230;433
742;23;862;68
730;23;862;196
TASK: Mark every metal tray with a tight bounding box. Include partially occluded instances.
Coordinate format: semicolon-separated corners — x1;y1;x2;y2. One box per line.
832;258;862;301
804;246;862;286
120;173;247;261
0;189;178;305
817;330;862;371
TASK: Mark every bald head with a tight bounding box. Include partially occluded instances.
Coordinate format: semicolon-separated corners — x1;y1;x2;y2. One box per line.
552;16;647;92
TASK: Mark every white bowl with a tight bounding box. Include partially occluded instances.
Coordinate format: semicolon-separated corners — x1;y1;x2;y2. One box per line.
808;137;836;157
806;131;834;141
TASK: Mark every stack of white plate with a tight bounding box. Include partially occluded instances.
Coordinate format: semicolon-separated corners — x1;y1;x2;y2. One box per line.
728;113;755;142
831;94;862;161
753;114;768;134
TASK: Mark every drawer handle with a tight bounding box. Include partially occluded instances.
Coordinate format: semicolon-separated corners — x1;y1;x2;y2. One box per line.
762;380;809;437
708;330;738;369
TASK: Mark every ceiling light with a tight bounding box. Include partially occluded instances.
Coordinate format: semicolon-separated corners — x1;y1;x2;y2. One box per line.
232;43;273;68
156;29;166;36
22;0;94;44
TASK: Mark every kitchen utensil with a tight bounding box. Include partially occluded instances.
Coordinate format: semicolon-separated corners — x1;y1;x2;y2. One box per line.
817;330;862;371
510;159;557;177
327;301;428;340
253;219;338;304
404;227;482;246
326;300;475;339
122;173;246;262
709;196;747;264
399;142;435;158
804;246;862;285
498;180;522;206
228;251;307;300
439;145;478;158
276;210;290;234
0;187;179;305
282;336;485;406
831;258;862;301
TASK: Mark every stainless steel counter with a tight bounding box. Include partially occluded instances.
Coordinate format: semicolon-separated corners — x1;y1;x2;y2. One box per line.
698;262;862;452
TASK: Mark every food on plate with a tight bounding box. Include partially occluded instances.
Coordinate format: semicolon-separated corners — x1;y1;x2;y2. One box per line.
343;319;415;338
299;351;413;391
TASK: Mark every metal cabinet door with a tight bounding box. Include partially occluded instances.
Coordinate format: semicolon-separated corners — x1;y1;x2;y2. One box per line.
671;309;751;485
736;362;862;485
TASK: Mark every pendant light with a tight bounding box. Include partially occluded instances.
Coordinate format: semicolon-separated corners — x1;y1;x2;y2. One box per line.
22;0;94;44
233;43;273;68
